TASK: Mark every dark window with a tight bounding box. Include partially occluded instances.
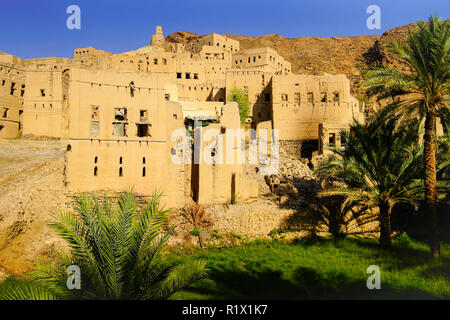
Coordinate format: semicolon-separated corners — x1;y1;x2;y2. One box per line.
176;73;182;79
333;92;340;102
329;133;336;146
40;89;45;96
129;82;135;97
137;124;151;137
114;108;127;121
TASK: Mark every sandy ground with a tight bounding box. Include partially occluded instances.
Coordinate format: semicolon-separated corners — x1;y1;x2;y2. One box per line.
0;139;70;280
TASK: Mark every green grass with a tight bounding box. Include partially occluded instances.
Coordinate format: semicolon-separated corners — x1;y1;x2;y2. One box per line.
166;236;450;300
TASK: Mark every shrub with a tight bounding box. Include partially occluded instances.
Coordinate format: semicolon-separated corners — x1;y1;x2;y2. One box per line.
227;86;251;123
182;202;213;249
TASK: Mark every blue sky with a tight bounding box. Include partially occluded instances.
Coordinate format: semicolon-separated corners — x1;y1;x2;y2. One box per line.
0;0;448;59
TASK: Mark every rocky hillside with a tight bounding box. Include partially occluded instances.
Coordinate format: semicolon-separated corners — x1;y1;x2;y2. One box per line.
166;23;420;97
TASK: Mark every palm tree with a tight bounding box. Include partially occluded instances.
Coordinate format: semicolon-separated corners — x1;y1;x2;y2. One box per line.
316;116;424;248
364;15;449;257
0;192;207;300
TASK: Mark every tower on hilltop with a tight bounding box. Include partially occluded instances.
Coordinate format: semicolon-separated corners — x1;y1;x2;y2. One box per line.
150;26;165;47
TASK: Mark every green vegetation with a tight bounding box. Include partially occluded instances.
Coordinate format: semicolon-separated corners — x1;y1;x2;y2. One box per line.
229;232;243;240
227;86;251;123
230;192;240;205
167;238;450;300
0;192;207;300
364;15;449;257
316;115;427;248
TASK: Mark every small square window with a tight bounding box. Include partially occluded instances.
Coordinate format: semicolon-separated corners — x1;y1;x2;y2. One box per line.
329;133;336;145
114;108;127;121
333;92;340;102
140;110;148;122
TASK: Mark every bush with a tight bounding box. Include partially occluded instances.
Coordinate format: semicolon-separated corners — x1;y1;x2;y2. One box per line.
227;86;251;123
182;202;213;249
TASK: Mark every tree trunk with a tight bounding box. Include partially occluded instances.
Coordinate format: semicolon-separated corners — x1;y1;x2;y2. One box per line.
424;113;440;258
379;203;392;248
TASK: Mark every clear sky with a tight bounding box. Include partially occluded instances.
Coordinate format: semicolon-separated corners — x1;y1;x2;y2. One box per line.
0;0;448;59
